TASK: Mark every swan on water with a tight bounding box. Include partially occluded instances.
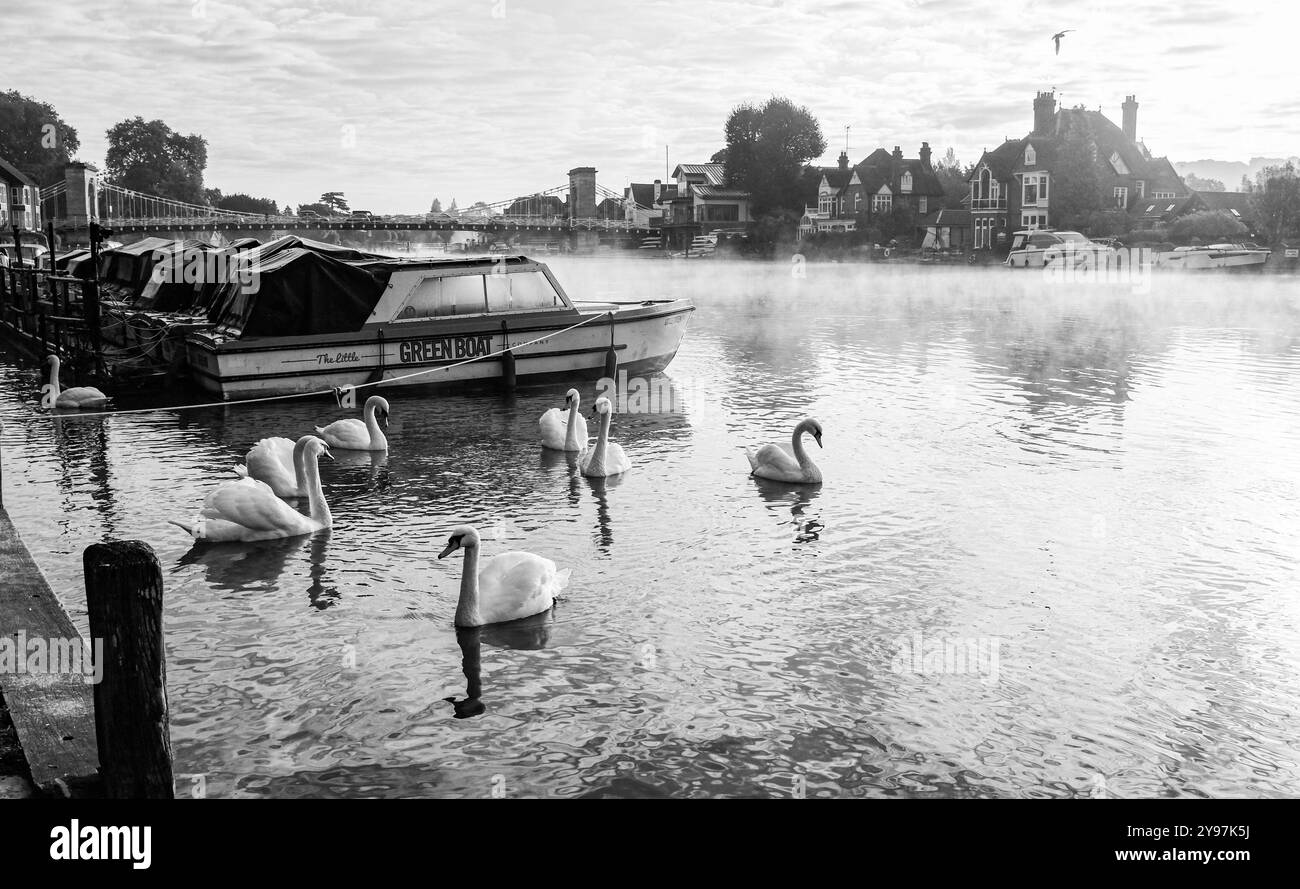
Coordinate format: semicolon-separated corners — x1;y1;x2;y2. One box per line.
169;437;334;542
580;396;632;478
41;355;108;410
746;418;824;484
316;395;389;451
233;434;324;498
539;388;590;452
438;525;570;628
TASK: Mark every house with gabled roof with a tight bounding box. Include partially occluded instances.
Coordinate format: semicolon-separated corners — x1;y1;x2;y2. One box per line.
668;163;752;228
967;91;1190;250
0;155;42;231
798;143;946;240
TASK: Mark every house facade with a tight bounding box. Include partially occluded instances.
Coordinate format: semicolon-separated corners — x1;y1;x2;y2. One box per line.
0;156;42;231
967;91;1189;250
799;144;946;240
668;163;752;228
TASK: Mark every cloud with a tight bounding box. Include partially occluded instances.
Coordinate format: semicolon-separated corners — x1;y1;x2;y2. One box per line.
4;0;1294;211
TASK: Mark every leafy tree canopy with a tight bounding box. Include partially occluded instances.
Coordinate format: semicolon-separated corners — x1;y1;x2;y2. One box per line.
721;96;827;216
105;117;207;204
1251;162;1300;244
0;90;80;186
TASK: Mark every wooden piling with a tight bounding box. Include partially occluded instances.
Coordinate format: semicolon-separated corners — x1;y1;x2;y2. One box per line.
83;540;174;799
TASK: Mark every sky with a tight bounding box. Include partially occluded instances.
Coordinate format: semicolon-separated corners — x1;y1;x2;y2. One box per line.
4;0;1297;213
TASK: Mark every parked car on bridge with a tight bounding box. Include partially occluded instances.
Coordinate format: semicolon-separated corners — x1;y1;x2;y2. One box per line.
350;210;376;222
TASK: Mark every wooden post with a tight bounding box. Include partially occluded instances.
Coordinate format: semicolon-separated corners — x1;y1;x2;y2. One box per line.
83;540;174;798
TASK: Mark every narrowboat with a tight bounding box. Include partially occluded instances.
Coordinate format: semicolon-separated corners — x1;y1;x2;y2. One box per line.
184;254;694;400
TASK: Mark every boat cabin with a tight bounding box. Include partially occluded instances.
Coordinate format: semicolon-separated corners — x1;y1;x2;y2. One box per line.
366;257;574;325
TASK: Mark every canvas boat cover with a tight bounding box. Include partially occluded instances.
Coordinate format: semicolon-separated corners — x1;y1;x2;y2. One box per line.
207;245;398;338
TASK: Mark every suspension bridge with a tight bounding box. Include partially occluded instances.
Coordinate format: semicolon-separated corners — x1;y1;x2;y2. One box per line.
41;165;662;239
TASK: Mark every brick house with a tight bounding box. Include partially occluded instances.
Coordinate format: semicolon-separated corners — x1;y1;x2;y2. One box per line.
0;155;42;231
967;91;1188;250
799;143;946;239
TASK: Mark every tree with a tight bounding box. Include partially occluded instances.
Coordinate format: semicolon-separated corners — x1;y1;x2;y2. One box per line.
214;193;278;215
0;90;80;186
1183;173;1225;192
932;147;971;209
1049;121;1101;230
720;96;827;215
1251;162;1300;244
430;197;442;213
319;191;349;214
1169;210;1248;243
105;117;207;203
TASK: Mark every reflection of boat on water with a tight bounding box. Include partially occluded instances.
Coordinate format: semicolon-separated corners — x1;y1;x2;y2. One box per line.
185;254;694;400
1155;243;1271;271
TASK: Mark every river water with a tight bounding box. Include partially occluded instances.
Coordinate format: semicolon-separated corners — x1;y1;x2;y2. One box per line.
1;258;1298;798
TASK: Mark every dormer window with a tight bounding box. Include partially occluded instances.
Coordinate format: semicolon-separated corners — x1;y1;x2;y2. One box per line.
901;171;913;193
1024;144;1036;166
1109;151;1130;175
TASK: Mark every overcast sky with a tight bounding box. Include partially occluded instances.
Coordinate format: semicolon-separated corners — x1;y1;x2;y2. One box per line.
6;0;1297;212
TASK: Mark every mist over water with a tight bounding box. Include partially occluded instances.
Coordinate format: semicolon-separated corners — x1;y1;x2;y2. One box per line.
2;257;1298;797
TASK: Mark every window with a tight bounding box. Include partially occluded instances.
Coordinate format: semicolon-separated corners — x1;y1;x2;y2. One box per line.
855;193;861;211
1025;144;1036;166
873;193;892;213
1109;151;1130;175
1114;186;1128;208
705;203;739;222
1153;190;1175;199
1230;208;1242;218
10;187;21;207
1136;180;1145;198
1021;211;1047;230
484;270;562;311
1023;174;1045;205
901;171;913;193
1145;204;1156;213
395;274;487;319
918;196;928;214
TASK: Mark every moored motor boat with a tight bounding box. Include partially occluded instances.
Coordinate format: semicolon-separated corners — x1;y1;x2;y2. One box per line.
1155;243;1271;271
184;254;694;400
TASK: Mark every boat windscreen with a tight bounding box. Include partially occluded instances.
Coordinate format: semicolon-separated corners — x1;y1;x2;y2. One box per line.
391;270;563;321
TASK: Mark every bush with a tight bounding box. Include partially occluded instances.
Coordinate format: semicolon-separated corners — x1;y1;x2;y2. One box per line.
1169;210;1248;243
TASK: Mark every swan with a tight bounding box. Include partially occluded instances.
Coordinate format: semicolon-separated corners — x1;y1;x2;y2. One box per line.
539;388;590;451
746;418;824;484
169;437;334;542
316;395;389;451
438;525;570;628
233;435;317;498
41;355;108;410
580;397;632;478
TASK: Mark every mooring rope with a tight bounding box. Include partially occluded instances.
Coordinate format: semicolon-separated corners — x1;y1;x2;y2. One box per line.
27;310;613;420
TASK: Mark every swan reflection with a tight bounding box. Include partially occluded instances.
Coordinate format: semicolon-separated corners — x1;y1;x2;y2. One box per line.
444;611;556;719
751;478;824;543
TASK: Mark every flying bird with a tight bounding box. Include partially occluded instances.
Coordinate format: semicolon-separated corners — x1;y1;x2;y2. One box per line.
1052;30;1074;55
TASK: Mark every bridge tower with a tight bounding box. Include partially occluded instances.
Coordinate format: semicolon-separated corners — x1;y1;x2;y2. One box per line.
61;161;101;227
567;167;597;219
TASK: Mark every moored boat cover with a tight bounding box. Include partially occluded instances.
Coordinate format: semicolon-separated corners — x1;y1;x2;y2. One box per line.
208;247;397;338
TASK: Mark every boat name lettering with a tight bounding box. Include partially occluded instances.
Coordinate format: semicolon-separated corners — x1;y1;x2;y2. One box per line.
399;335;495;363
317;351;361;365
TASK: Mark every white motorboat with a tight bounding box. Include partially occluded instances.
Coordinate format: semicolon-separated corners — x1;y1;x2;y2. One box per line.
1155;244;1271;271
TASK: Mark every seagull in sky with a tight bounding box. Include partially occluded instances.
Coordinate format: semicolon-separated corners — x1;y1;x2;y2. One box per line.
1052;29;1074;55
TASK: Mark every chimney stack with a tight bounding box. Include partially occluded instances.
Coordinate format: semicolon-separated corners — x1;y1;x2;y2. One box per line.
919;141;932;169
1122;95;1139;143
838;150;849;171
1033;90;1056;136
653;179;661;201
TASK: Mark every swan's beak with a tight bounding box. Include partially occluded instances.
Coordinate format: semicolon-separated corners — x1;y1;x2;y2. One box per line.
380;411;389;428
438;540;460;560
814;434;823;448
324;448;335;461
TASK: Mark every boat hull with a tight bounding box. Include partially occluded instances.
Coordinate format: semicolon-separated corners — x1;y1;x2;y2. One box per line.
185;300;694;400
1155;249;1270;270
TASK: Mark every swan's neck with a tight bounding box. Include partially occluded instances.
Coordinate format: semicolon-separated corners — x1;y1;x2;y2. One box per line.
792;422;814;467
303;454;332;527
565;398;580;447
292;439;309;493
455;545;482;627
364;403;388;449
48;358;61;400
590;411;611;466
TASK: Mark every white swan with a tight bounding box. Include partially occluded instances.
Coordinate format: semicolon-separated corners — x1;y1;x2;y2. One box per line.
580;396;632;477
169;437;334;542
41;355;108;410
438;525;571;628
539;388;590;452
233;435;319;498
316;395;389;451
746;418;824;484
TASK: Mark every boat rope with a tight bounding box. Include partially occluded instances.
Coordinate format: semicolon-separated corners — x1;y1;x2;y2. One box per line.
25;310;613;420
